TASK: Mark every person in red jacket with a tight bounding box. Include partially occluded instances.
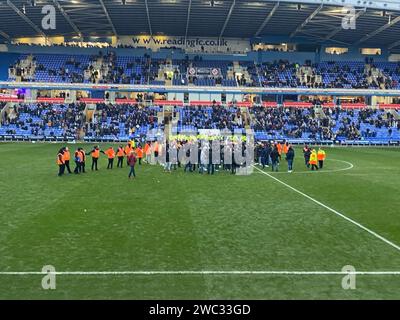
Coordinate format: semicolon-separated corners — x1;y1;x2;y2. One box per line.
127;151;137;179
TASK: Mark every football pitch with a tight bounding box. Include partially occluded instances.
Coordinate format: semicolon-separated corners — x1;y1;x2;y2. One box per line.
0;142;399;299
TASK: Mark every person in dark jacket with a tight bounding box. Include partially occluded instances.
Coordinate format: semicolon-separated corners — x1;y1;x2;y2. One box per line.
265;142;272;167
270;146;280;172
303;145;311;168
285;146;295;172
260;143;267;169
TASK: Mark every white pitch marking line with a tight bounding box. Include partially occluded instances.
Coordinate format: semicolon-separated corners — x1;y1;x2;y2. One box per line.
0;271;400;275
255;159;354;174
253;165;400;253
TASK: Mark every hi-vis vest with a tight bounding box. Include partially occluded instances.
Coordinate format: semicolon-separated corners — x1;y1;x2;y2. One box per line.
92;149;100;158
309;152;318;165
317;150;326;161
56;153;64;165
63;150;70;161
117;147;124;157
106;148;115;159
283;144;289;154
144;144;151;155
136;147;143;158
124;145;133;156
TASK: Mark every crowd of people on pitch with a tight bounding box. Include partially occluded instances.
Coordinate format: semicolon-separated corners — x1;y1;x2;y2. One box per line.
56;138;329;178
255;141;326;172
161;137;252;175
56;136;256;178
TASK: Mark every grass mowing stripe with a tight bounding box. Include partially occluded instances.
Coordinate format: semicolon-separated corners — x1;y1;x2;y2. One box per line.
253;165;400;253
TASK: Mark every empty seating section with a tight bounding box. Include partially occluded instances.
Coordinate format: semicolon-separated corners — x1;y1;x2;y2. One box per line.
31;54;89;83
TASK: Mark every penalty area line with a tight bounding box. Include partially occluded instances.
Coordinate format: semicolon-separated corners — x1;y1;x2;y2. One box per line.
1;271;400;275
253;165;400;253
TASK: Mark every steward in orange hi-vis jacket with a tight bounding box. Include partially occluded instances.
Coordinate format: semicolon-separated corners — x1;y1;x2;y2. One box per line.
56;148;65;177
79;148;86;173
124;143;133;164
116;145;125;168
283;142;289;155
276;142;283;159
104;147;116;169
317;148;326;169
144;142;151;163
62;147;72;174
135;145;143;165
87;146;100;171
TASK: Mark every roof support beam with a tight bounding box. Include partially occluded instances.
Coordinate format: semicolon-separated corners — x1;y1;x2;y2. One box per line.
7;0;49;40
388;39;400;50
53;0;82;37
290;4;323;38
184;0;192;45
144;0;153;36
356;15;400;45
324;7;366;41
0;30;10;41
254;2;279;37
219;0;236;38
99;0;118;37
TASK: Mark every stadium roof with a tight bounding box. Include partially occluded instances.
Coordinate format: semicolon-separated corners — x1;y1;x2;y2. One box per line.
1;0;400;49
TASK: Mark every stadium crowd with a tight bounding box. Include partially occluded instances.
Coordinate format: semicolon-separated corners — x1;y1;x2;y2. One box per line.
9;52;400;89
1;103;399;142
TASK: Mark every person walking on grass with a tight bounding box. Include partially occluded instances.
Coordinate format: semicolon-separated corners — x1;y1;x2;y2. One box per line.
303;145;311;168
87;145;100;171
309;149;319;171
56;148;65;176
124;142;133;165
104;146;116;169
317;147;326;169
136;145;143;165
63;147;72;174
78;148;86;173
144;141;151;163
270;146;280;172
127;150;137;179
73;148;82;174
285;145;295;173
116;145;125;168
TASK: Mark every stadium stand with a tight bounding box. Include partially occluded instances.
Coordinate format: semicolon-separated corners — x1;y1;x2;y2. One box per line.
1;102;399;144
8;52;400;90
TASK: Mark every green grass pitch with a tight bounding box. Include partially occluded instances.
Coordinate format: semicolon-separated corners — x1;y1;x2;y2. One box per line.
0;142;399;299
